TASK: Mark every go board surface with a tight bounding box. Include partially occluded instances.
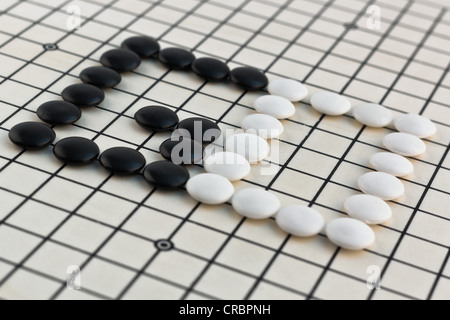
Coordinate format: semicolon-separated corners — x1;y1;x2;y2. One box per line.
0;0;450;301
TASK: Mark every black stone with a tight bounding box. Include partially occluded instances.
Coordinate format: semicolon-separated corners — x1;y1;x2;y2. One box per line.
100;49;141;73
9;122;56;150
53;137;100;164
80;66;122;88
62;84;105;108
192;57;230;81
176;117;221;144
158;48;196;70
37;101;82;125
143;161;190;189
135;106;179;132
121;36;160;58
99;147;146;175
160;137;204;165
230;67;268;91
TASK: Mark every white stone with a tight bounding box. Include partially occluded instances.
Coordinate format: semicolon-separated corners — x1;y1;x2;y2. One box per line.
204;152;251;182
370;152;414;177
254;95;296;119
225;133;270;164
232;189;281;220
310;92;352;116
241;114;284;139
394;114;437;138
358;172;405;201
384;133;427;157
344;195;393;225
276;205;325;237
186;174;235;205
326;218;376;251
353;103;394;127
268;78;309;102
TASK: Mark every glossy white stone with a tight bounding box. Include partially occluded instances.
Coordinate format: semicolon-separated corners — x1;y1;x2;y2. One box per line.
232;189;281;220
225;133;270;164
326;218;376;251
204;152;251;182
344;195;393;225
186;173;235;205
310;92;352;116
358;172;405;201
370;152;414;177
384;133;427;157
353;103;394;127
394;114;437;138
254;95;296;119
276;205;325;237
268;78;309;102
241;114;284;139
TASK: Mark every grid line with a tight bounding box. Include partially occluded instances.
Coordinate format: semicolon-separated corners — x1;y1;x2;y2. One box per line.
0;0;449;301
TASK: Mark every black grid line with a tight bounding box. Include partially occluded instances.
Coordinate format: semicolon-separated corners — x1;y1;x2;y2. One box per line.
365;8;450;300
244;0;386;300
0;0;449;301
5;0;450;78
2;16;450;114
114;0;258;300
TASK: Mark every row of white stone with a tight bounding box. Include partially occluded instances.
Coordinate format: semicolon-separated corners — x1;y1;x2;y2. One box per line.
342;109;436;250
186;78;436;251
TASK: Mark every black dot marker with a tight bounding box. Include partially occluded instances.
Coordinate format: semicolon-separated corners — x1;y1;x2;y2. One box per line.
344;22;359;30
62;84;105;108
230;67;268;90
43;43;58;51
121;36;160;58
158;47;196;70
143;161;190;189
80;66;122;88
53;137;100;165
134;106;179;132
155;240;174;251
37;101;81;125
192;57;230;81
100;49;141;73
9;122;56;150
100;147;146;175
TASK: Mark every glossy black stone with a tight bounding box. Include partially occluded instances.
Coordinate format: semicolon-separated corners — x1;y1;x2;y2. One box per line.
176;118;221;144
160;137;204;165
37;101;82;125
158;48;196;70
100;147;146;175
62;84;105;108
121;36;160;58
53;137;100;164
192;58;230;81
143;161;190;189
9;122;56;150
135;106;179;132
230;67;269;91
100;49;141;72
80;66;122;88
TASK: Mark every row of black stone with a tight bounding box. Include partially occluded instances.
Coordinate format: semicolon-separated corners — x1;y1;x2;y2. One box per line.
8;36;268;189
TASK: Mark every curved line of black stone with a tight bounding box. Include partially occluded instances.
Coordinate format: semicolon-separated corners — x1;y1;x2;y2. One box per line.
11;36;269;189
